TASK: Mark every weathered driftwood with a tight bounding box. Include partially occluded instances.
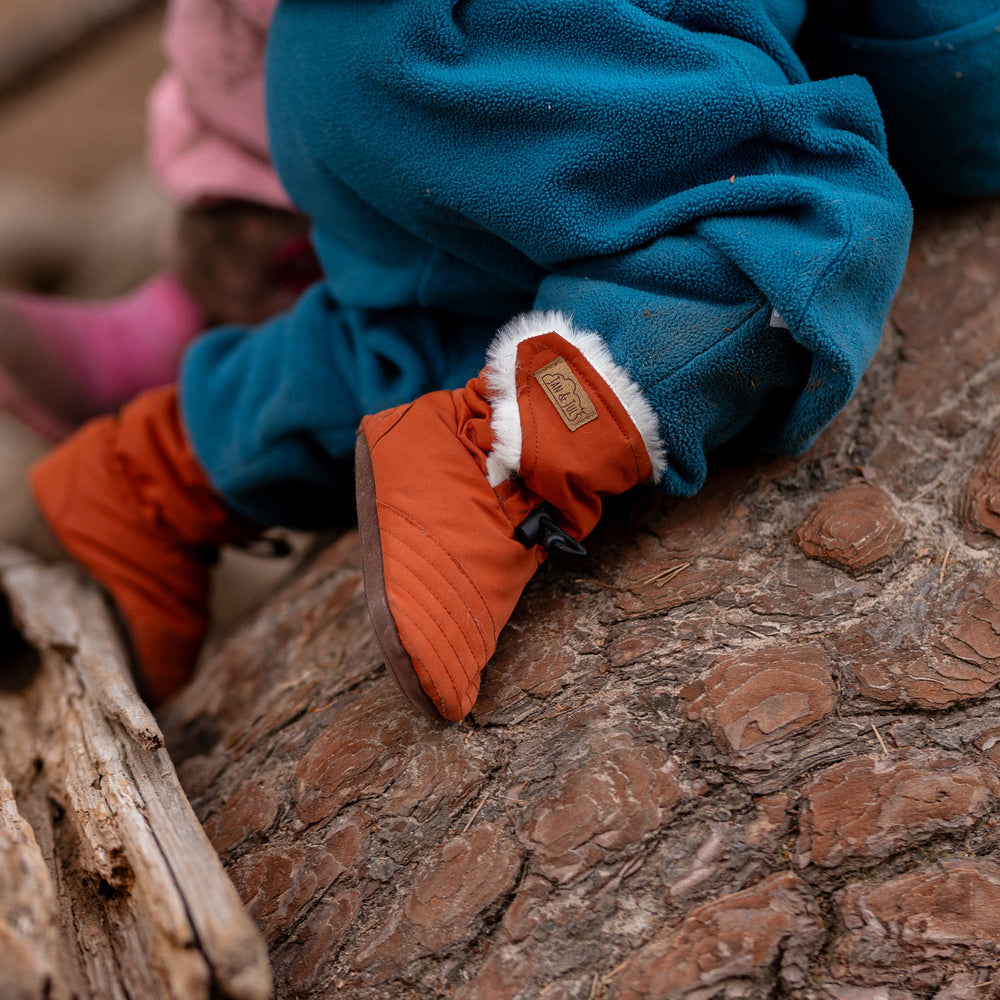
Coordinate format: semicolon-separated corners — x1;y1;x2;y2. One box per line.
0;757;66;1000
150;195;1000;1000
0;550;271;1000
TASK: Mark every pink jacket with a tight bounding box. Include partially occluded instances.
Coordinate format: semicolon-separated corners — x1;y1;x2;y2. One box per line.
148;0;290;209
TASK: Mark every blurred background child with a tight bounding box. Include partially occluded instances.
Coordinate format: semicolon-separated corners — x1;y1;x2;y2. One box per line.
0;0;317;442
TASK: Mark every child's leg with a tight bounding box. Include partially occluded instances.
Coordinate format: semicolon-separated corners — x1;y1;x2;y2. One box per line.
262;0;911;494
0;274;204;440
31;385;259;703
261;0;914;719
28;281;496;700
0;198;319;442
179;278;503;529
355;320;662;720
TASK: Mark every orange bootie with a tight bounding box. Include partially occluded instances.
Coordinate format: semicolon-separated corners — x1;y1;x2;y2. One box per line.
356;315;665;722
30;385;255;703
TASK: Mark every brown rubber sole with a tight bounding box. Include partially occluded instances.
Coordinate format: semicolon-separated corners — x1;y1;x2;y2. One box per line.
354;430;444;722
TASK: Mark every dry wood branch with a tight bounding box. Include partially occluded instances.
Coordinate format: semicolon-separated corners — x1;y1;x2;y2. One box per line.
0;547;271;1000
0;757;69;1000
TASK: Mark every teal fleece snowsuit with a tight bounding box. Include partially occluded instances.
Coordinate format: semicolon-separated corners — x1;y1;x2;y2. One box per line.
180;0;1000;529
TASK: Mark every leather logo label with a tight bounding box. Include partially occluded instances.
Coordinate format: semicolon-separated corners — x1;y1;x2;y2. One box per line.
534;358;598;431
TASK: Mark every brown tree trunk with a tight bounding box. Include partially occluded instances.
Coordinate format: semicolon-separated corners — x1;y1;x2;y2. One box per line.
6;196;1000;999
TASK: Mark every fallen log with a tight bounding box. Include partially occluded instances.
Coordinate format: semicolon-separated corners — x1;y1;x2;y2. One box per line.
0;550;271;1000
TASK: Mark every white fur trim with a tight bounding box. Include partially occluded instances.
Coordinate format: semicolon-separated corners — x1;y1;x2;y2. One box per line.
483;310;667;487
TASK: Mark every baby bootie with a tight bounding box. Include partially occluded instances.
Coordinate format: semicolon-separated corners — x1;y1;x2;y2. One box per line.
0;273;205;441
355;314;664;722
30;385;256;703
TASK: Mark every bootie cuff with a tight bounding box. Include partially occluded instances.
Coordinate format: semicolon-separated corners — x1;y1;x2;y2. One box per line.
483;310;667;487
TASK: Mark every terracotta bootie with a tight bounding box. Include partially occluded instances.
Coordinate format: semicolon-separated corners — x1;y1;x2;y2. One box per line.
0;273;205;441
30;385;255;703
356;315;665;722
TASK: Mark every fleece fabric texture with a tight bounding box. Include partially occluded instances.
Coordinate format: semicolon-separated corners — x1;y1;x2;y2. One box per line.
180;0;963;529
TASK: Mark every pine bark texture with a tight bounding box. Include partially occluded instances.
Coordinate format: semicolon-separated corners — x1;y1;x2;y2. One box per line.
3;197;1000;999
155;195;1000;1000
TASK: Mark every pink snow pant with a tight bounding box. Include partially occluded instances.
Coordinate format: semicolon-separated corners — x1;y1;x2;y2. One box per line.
147;0;290;210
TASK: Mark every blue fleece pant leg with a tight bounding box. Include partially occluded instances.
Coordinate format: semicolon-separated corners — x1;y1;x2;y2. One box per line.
182;0;913;524
181;281;502;528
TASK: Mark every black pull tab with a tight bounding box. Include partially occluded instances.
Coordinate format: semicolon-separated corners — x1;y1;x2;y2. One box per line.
515;504;588;557
192;544;221;566
232;534;294;559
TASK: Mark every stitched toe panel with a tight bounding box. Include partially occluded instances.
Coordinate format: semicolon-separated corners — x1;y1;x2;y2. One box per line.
378;502;503;721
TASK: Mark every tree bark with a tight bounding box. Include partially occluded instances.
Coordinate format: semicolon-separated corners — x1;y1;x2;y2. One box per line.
5;195;1000;999
151;194;1000;1000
